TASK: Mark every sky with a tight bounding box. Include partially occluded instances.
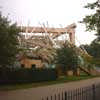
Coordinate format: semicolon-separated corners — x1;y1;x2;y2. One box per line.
0;0;97;46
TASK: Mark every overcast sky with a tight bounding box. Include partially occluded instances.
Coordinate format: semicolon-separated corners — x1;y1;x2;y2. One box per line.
0;0;97;46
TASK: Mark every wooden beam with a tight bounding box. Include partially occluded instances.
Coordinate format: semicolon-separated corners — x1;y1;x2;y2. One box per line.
20;23;76;34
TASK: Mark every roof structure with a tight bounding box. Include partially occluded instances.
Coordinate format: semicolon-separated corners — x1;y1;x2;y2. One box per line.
21;23;76;34
19;23;77;46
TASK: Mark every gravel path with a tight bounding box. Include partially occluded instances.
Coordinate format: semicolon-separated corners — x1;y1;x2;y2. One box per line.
0;77;100;100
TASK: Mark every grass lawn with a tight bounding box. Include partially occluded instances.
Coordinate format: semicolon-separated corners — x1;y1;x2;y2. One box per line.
0;74;97;91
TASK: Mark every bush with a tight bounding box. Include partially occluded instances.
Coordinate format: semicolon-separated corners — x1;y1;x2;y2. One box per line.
55;46;79;71
91;58;100;66
0;67;57;84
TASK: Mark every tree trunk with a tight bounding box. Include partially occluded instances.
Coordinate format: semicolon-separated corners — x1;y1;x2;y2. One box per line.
66;70;73;76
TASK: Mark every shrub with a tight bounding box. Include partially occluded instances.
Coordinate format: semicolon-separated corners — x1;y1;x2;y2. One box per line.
0;67;57;84
55;46;79;71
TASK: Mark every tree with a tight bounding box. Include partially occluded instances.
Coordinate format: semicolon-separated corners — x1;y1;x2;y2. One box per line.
90;39;100;58
81;0;100;59
80;44;92;56
82;0;100;36
55;44;79;71
0;12;20;67
30;47;56;65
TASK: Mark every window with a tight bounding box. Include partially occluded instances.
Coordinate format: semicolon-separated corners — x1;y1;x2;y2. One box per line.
21;64;25;68
31;64;36;69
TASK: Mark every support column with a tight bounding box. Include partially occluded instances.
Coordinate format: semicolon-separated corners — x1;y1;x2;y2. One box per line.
69;29;75;44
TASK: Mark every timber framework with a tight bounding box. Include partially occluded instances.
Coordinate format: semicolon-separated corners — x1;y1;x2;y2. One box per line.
20;23;76;44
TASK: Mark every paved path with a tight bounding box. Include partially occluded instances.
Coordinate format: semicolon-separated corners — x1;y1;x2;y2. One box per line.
0;77;100;100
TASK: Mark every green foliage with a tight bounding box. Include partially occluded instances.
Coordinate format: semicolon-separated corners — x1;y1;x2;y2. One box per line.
0;12;20;66
55;46;79;71
0;67;57;84
79;42;100;69
0;74;95;90
81;0;100;62
84;1;99;9
90;39;100;58
91;58;100;66
82;0;100;35
83;14;97;31
80;39;100;59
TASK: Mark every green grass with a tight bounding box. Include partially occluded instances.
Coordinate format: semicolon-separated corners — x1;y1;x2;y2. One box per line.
0;75;97;91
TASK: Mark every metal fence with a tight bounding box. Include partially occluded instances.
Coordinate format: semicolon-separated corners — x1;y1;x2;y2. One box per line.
41;84;100;100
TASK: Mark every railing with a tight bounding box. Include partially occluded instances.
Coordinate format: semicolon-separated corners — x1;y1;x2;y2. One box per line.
41;84;100;100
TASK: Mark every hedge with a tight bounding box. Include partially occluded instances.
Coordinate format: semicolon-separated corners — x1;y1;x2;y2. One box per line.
0;68;57;84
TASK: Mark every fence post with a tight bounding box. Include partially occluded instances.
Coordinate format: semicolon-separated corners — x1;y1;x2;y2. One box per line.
51;96;52;100
62;92;64;100
55;94;56;100
58;93;60;100
65;91;67;100
46;97;49;100
92;84;96;100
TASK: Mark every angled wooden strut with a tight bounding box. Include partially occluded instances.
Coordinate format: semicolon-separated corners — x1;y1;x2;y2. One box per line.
20;23;77;44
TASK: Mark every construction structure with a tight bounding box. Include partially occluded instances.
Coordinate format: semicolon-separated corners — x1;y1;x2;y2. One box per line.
18;22;100;76
20;23;76;44
18;23;76;68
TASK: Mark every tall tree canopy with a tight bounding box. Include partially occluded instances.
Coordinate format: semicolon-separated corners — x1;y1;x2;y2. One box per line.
55;43;79;71
0;12;20;67
81;0;100;59
82;0;100;36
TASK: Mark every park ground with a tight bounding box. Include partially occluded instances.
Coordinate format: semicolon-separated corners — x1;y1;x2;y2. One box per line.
0;77;100;100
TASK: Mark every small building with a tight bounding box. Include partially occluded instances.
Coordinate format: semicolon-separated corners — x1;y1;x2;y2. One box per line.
20;56;43;69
